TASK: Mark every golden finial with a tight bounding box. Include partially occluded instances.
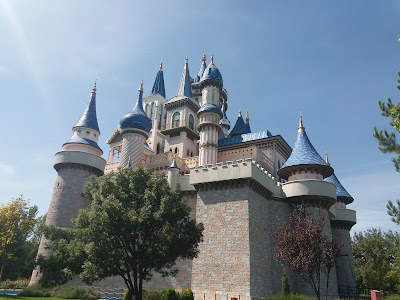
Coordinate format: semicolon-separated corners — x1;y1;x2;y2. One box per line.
246;110;250;124
325;150;330;166
139;80;143;91
298;110;305;133
210;54;214;65
159;61;163;71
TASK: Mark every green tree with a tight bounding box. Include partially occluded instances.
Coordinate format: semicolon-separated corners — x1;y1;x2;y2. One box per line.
38;167;203;300
373;71;400;224
0;197;37;281
352;228;400;292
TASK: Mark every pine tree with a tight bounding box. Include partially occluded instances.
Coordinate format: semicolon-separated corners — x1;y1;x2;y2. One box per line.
373;71;400;225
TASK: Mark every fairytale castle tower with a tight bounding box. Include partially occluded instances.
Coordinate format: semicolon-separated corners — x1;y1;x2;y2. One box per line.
30;84;106;285
31;54;357;299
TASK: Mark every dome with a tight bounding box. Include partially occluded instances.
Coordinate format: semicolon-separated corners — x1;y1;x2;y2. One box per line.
197;104;223;118
201;55;223;85
119;82;152;133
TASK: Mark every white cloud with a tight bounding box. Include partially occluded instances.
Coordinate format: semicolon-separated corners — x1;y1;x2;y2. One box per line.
0;161;15;175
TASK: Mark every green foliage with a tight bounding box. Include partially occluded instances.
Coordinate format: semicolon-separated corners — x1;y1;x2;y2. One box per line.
0;278;29;289
124;289;133;300
19;284;50;297
161;289;178;300
143;290;162;300
263;294;313;300
178;289;193;300
282;269;290;296
0;197;38;280
387;199;400;225
38;167;203;300
20;284;99;299
385;295;400;300
352;228;400;293
50;285;99;299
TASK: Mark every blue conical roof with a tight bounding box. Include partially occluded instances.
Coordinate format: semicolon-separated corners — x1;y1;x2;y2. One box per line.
194;53;207;83
177;57;192;97
119;81;152;132
201;55;223;85
169;158;179;169
325;173;354;204
230;111;250;137
74;83;100;133
151;62;166;98
278;114;333;180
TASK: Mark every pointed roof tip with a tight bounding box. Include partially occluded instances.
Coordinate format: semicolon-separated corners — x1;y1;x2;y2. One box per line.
239;109;242;117
202;51;206;62
325;150;330;166
92;80;97;92
159;61;163;71
298;110;305;133
73;83;100;133
152;63;166;98
210;54;214;65
169;155;180;169
176;56;192;97
139;80;143;91
246;110;250;124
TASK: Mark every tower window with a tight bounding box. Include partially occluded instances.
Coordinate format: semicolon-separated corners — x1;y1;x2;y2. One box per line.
175;147;178;154
189;114;194;130
156;143;160;154
172;112;180;128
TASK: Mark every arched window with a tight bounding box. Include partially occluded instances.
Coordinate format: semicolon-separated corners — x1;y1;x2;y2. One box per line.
188;114;194;130
172;112;180;128
175;147;178;154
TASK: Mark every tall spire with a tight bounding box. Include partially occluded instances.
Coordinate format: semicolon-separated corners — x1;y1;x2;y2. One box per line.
74;82;100;133
195;52;207;82
298;110;305;133
177;56;192;97
151;62;166;98
245;110;251;134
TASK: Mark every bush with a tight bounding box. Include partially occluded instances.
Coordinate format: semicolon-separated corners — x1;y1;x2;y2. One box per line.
143;290;163;300
124;289;133;300
50;285;99;299
264;294;313;300
178;289;194;300
385;295;400;300
281;269;290;297
161;289;178;300
20;284;50;297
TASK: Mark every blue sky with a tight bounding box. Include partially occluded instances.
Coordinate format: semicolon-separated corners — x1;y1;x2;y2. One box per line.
0;0;399;233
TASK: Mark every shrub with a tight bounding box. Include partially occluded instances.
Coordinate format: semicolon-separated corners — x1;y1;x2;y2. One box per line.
161;289;178;300
124;288;132;300
282;269;290;297
178;289;194;300
20;284;50;297
50;285;99;299
385;295;400;300
143;290;163;300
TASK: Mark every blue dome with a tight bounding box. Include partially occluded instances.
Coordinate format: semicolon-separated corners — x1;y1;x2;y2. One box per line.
201;56;223;85
325;173;354;204
119;85;152;133
197;104;223;118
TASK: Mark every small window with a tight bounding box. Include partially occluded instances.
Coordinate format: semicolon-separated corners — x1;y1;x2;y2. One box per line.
187;149;189;156
172;112;180;128
86;131;90;134
175;147;178;154
189;114;194;130
156;143;160;154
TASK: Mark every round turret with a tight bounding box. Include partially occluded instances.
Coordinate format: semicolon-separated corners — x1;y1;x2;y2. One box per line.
119;81;152;133
200;55;223;87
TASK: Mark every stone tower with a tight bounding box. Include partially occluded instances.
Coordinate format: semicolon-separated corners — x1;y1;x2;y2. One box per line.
325;154;357;297
277;113;339;298
119;81;152;168
30;83;106;285
198;55;224;166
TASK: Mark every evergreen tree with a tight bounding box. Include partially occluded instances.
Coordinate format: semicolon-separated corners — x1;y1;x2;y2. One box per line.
373;71;400;225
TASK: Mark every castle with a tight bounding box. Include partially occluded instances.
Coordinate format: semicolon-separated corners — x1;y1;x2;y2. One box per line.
30;54;358;299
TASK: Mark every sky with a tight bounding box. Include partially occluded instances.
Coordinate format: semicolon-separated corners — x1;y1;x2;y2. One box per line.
0;0;399;234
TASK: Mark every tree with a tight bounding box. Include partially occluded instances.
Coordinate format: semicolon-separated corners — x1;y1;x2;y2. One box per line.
373;71;400;225
274;203;342;300
38;167;203;300
352;228;400;292
0;196;37;281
